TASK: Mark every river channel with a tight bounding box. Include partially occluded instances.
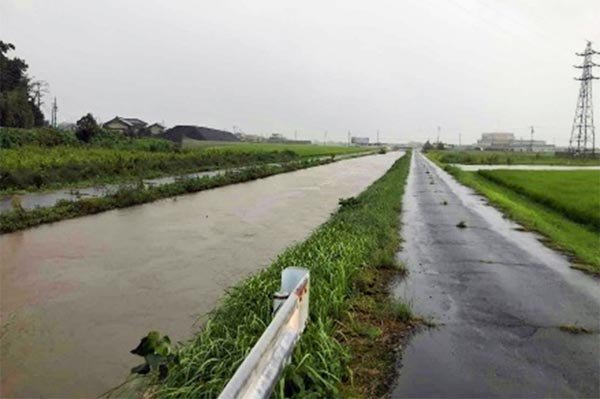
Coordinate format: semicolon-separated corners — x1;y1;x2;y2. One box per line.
0;151;401;398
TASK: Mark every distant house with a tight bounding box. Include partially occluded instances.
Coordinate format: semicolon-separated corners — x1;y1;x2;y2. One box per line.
103;117;148;136
235;132;265;142
267;133;311;145
351;136;370;145
57;122;76;132
147;123;165;135
159;125;240;143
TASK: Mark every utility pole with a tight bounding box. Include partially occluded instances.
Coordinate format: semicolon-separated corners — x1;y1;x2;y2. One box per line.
459;133;462;147
376;129;380;145
323;130;328;144
569;41;598;154
348;131;351;146
51;97;58;128
436;126;441;144
529;126;535;152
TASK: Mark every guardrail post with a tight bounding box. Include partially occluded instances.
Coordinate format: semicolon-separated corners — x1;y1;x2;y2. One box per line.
218;267;310;399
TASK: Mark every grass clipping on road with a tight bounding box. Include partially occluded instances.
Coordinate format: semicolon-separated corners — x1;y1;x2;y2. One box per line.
153;152;413;398
434;162;600;275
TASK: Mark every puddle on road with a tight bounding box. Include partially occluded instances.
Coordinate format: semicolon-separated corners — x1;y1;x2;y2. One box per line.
0;152;401;398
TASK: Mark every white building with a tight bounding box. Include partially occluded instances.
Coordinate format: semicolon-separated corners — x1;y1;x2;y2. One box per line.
476;132;554;152
351;136;369;145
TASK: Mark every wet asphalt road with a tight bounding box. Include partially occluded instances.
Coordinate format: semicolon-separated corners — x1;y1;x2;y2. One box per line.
392;152;600;398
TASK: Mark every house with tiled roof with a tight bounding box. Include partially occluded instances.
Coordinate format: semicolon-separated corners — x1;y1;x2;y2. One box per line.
103;116;148;136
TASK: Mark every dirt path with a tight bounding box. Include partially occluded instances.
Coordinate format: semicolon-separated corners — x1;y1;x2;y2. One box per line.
392;152;599;398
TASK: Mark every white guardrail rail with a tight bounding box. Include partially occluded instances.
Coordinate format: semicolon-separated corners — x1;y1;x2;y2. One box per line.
218;267;310;399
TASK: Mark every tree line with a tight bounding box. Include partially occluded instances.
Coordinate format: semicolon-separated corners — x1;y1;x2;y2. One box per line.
0;40;45;128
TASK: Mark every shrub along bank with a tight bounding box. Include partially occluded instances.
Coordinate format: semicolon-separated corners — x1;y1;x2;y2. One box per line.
148;152;413;398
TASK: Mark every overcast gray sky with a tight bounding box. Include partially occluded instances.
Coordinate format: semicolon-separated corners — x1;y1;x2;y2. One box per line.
1;0;598;145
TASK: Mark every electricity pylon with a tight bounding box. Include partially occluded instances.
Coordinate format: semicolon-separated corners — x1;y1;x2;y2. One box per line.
569;41;598;154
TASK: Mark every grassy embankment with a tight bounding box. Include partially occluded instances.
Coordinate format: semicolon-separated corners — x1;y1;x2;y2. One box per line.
0;127;372;192
143;152;414;398
428;155;600;275
428;150;600;166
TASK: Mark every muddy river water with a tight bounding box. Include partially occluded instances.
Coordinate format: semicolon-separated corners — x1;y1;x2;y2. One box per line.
0;152;401;398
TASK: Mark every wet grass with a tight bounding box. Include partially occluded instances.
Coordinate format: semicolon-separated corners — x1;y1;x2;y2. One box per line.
0;158;334;234
145;152;412;398
427;150;600;166
433;162;600;275
477;170;600;231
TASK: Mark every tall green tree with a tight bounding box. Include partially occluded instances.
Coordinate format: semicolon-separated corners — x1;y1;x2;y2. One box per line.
0;40;45;127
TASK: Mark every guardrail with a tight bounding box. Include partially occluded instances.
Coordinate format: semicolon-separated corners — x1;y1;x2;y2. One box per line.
218;267;310;399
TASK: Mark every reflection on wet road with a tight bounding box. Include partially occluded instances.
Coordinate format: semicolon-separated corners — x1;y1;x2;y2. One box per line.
392;152;600;398
0;152;401;398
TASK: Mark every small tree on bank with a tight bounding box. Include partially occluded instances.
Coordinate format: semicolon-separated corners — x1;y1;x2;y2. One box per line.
75;113;100;142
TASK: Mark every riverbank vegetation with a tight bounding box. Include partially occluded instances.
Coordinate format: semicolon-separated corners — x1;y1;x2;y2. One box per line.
431;160;600;275
182;138;372;156
0;127;372;192
0;158;337;233
139;152;413;398
0;144;299;191
427;150;600;166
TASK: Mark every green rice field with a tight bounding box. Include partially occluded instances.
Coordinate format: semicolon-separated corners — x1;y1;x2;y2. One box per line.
428;150;600;166
478;170;600;230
